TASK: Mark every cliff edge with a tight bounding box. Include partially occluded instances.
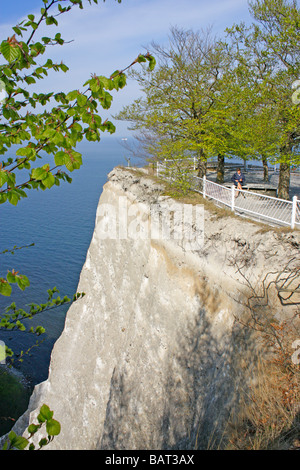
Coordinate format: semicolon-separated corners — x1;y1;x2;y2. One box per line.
9;167;300;450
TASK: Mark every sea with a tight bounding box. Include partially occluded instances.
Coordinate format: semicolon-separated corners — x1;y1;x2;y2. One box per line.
0;137;134;386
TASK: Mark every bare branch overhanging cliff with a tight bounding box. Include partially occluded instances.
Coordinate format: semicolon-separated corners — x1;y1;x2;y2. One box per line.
8;167;300;450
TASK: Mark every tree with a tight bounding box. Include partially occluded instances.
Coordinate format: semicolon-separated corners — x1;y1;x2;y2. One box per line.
0;0;155;361
116;26;233;181
226;0;300;199
118;2;299;199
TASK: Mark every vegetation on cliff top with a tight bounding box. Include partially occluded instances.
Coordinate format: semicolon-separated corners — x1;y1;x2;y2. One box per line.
116;0;300;200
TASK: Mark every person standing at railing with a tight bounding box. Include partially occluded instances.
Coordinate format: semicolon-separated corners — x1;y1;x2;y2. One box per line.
232;168;246;198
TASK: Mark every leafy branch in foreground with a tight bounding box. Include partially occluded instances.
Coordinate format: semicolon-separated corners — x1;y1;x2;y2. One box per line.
0;0;155;353
2;404;61;450
0;243;35;256
0;287;85;361
0;5;156;205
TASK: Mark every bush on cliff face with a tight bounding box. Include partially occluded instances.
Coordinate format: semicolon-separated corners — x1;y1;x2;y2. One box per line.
226;252;300;450
228;327;300;450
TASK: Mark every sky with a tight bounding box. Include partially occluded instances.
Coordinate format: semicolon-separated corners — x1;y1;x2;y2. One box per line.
0;0;253;137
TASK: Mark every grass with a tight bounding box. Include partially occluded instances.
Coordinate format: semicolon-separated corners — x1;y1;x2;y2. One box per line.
226;319;300;450
227;359;300;450
0;367;32;437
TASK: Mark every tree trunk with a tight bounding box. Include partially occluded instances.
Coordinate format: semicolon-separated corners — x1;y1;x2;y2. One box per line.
277;162;290;200
197;149;207;179
216;154;225;184
262;156;269;182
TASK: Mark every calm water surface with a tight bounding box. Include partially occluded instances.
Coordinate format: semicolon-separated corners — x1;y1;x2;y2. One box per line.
0;138;129;384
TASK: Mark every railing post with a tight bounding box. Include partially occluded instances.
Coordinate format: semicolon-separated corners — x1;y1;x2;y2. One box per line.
193;156;196;171
291;195;297;229
157;162;160;177
231;185;235;211
203;175;206;199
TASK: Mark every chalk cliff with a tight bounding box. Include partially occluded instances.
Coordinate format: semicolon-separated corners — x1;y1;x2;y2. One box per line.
10;167;300;450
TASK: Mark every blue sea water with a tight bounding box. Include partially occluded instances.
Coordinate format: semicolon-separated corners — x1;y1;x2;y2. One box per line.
0;137;130;385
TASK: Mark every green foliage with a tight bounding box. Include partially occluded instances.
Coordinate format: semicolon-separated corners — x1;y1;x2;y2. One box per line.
0;0;155;360
0;0;154;208
117;1;299;197
2;404;61;450
1;287;86;361
115;26;245;183
226;0;300;198
162;162;194;195
0;0;155;449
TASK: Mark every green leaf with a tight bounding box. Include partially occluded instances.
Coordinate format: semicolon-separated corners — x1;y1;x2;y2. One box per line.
66;90;78;101
7;190;20;206
46;418;61;436
148;56;156;71
42;172;55;189
16;146;36;158
0;170;8;188
16;275;30;291
64;151;82;172
137;54;147;63
77;93;87;107
54;151;66;166
0;193;8;204
6;172;16;187
16;320;26;331
12;26;22;37
118;73;126;89
35;326;46;335
37;404;53;423
0;280;12;297
102;91;113;109
38;438;48;447
8;431;17;443
14;436;29;450
2;67;13;77
6;271;17;283
25;76;36;85
28;423;40;436
60;63;69;73
42;36;51;44
0;41;21;63
7;431;28;449
31;166;49;181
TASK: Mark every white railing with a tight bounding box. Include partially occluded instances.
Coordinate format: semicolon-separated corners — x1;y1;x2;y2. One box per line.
156;158;300;174
157;163;300;229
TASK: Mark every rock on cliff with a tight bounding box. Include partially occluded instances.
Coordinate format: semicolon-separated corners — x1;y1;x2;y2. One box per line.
9;167;300;450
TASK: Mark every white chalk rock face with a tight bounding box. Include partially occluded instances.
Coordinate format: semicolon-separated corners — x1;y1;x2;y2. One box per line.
10;167;300;450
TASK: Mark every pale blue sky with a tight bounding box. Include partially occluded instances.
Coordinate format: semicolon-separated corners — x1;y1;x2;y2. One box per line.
1;0;253;136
